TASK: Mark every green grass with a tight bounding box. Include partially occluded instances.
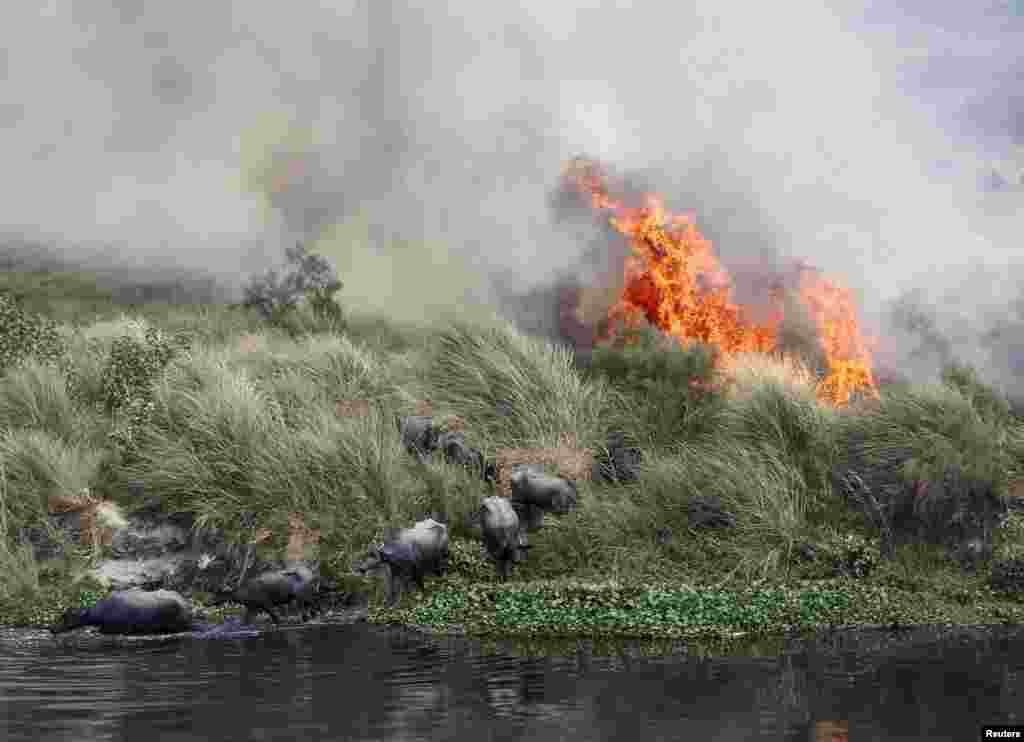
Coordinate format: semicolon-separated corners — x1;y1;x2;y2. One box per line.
420;320;620;452
3;265;1024;636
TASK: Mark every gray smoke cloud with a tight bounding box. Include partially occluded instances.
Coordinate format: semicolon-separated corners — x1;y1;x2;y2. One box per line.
2;2;1023;390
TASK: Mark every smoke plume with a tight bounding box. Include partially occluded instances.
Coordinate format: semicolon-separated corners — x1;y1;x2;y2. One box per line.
2;2;1023;390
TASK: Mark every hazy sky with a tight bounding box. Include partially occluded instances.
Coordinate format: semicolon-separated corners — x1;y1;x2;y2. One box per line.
2;1;1022;384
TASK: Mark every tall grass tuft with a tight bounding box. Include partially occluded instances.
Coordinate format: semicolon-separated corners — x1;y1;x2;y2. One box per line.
721;352;820;398
256;334;395;422
0;430;103;527
123;356;282;517
0;461;42;599
716;354;837;519
423;320;618;451
0;361;78;442
940;360;1013;426
604;355;839;571
119;353;420;558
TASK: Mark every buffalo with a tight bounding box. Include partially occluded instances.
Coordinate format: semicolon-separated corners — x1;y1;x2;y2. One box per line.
509;465;578;532
437;430;497;483
396;415;440;462
352;518;449;606
50;589;193;635
211;565;319;625
479;496;529;581
593;431;643;485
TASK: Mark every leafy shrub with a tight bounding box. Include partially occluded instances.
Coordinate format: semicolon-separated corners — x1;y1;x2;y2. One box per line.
0;294;65;375
242;242;345;332
100;327;186;413
98;327;187;458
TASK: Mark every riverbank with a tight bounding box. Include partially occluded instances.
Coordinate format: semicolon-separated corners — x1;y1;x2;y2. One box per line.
2;264;1024;642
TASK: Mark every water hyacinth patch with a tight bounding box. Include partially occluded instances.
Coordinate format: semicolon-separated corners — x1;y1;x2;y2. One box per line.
370;580;858;639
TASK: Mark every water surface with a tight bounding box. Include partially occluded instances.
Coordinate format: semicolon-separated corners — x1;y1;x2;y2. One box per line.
2;621;1023;741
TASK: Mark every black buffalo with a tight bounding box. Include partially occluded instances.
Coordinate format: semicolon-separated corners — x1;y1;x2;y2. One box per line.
509;465;578;532
211;565;319;625
352;518;450;606
479;496;529;581
50;589;192;635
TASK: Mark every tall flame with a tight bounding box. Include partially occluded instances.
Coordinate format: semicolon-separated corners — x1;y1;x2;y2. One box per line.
561;157;876;405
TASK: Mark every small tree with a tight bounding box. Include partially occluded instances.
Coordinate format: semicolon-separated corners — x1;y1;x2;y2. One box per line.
242;242;344;330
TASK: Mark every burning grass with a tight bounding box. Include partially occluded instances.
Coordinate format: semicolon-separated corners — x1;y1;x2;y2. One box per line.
560;157;877;407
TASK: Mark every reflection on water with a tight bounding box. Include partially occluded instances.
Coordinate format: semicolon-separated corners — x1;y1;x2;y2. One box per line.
2;622;1024;741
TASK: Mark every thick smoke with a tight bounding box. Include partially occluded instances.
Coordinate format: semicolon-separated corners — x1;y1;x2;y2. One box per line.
2;2;1023;389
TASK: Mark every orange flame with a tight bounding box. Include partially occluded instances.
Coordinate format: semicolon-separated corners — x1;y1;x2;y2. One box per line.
561;156;876;406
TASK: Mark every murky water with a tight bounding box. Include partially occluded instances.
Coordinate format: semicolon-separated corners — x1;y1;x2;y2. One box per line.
2;619;1023;741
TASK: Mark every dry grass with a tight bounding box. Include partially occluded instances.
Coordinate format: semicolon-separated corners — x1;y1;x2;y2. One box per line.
237;333;265;354
719;352;819;399
334;399;371;418
285;512;320;562
493;433;593;499
46;489;126;548
250;528;273;545
436;414;466;433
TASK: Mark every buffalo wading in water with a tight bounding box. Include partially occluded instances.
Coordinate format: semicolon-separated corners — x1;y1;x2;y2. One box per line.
50;589;193;635
352;518;449;606
211;565;319;625
479;496;529;581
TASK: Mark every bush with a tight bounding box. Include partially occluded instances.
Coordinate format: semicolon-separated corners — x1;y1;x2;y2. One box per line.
585;325;723;446
0;294;65;375
100;326;186;413
98;326;187;458
242;242;345;332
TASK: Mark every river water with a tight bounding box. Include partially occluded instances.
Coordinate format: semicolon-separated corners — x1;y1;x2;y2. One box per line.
2;618;1023;741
